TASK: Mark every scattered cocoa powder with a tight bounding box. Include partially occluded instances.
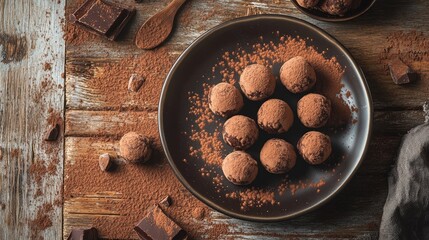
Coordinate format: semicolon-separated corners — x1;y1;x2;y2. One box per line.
226;188;279;210
185;34;351;209
278;179;326;196
10;148;19;158
43;62;52;71
30;203;53;240
379;31;429;82
65;135;226;239
86;48;173;110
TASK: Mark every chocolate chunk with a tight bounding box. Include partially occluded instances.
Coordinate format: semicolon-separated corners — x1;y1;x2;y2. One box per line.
388;58;417;85
67;227;98;240
70;0;135;41
44;123;60;141
159;196;172;208
134;205;188;240
99;153;113;172
128;74;145;92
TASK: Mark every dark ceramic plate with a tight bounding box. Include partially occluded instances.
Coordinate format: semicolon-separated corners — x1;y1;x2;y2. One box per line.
290;0;377;22
159;15;372;222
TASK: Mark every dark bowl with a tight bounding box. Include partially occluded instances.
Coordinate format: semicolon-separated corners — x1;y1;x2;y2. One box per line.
159;15;373;222
290;0;377;22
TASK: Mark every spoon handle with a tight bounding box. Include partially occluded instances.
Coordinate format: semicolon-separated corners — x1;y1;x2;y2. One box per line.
165;0;187;16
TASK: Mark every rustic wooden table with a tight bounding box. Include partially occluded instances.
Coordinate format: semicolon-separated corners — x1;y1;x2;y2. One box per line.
1;0;428;239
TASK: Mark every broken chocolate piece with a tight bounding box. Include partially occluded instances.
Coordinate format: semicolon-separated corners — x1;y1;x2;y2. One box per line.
128;74;145;92
44;123;60;141
67;227;98;240
99;153;113;172
388;58;417;85
159;196;172;208
134;205;187;240
70;0;135;41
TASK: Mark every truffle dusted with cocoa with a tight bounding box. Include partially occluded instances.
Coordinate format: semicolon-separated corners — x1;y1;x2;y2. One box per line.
239;64;276;101
222;151;258;185
119;132;152;163
297;93;331;128
260;139;296;174
257;99;294;134
297;131;332;165
297;0;319;8
222;115;259;150
319;0;354;16
280;56;316;93
209;82;244;117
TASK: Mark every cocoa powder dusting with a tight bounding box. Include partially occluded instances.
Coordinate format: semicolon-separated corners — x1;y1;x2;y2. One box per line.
185;34;351;209
380;31;429;82
87;48;173;109
30;203;53;240
65;138;225;238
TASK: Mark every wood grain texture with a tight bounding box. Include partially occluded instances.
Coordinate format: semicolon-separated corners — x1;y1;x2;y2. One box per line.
0;0;65;239
63;0;429;239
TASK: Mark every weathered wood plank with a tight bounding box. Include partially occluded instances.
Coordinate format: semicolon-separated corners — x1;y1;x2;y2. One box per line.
65;0;429;110
0;0;65;239
64;109;425;137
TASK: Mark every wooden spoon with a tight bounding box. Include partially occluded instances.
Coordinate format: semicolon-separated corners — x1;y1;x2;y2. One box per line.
135;0;187;49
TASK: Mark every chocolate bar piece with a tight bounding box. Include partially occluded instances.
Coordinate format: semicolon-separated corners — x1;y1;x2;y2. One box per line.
134;205;188;240
70;0;135;41
67;227;98;240
388;58;417;85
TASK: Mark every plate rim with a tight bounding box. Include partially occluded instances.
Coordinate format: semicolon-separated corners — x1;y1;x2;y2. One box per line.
158;14;373;222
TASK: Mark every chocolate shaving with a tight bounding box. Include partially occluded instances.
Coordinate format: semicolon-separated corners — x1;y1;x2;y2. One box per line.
98;153;113;172
388;57;417;85
134;205;188;240
128;74;145;92
44;123;60;141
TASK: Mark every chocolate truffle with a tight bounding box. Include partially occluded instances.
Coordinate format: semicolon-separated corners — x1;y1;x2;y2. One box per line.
296;0;319;8
280;56;316;93
319;0;354;16
209;82;244;117
222;115;259;150
260;139;296;174
297;93;331;128
119;132;152;163
257;99;294;134
222;151;258;185
239;64;276;101
297;131;332;165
